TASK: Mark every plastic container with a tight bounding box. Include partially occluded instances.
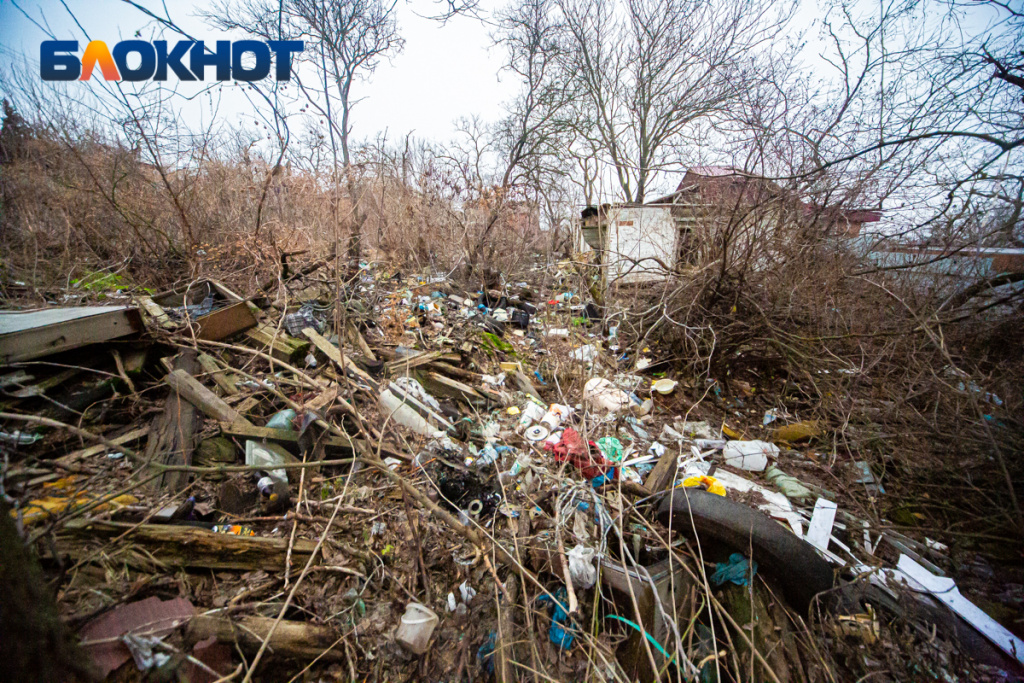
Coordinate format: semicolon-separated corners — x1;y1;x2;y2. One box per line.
652;378;678;395
396;602;438;655
518;402;546;427
540;404;570;430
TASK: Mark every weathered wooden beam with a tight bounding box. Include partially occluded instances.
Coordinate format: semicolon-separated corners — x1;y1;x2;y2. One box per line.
422;371;486;406
385;350;460;375
511;369;543;402
57;520;318;571
302;328;378;389
136;295;176;329
197;353;239;396
244;324;310;363
165;369;246;425
56;426;149;466
186;615;342;661
643;449;679;493
146;353;202;492
346;321;377;362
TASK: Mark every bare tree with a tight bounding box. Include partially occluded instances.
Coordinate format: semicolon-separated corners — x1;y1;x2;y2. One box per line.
207;0;404;263
549;0;795;202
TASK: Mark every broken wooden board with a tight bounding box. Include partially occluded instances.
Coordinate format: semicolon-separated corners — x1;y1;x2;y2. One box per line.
192;301;258;341
384;349;460;375
56;426;149;466
245;323;310;363
346;321;377;361
187;615;342;661
135;295;177;329
0;306;144;363
643;449;679;493
165;369;246;425
197;353;239;396
302;328;378;389
146;353;202;492
219;421;408;461
420;370;486;406
511;369;543;402
56;520;318;571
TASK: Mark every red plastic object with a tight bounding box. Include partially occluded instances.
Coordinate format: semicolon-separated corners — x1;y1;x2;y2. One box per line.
545;427;613;480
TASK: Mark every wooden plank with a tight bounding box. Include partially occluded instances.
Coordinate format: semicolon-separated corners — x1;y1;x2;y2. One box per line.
304;384;338;412
136;295;176;329
643;449;679;493
302;328;377;389
346;321;377;362
8;367;80;398
56;426;149;466
244;324;309;363
207;279;245;302
57;520;317;571
146;353;202;492
187;616;342;661
219;421;408;461
0;306;143;364
165;369;246;424
511;369;543;402
423;371;485;405
385;350;449;374
197;353;239;396
195;301;258;341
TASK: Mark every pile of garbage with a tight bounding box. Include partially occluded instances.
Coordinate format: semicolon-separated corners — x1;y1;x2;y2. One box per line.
0;268;1021;682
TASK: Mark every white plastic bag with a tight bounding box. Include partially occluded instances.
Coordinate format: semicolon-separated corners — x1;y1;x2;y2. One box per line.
721;440;778;472
567;544;597;589
584;377;632;413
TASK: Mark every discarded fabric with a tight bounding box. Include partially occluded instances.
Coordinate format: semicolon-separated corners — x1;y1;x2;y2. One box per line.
710;553;757;587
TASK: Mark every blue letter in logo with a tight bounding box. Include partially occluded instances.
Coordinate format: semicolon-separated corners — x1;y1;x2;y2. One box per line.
268;41;304;81
190;41;231;81
232;41;272;82
40;40;81;81
112;41;157;81
154;41;196;81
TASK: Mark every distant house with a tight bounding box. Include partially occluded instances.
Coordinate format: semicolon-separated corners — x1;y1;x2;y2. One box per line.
867;243;1024;283
581;166;881;287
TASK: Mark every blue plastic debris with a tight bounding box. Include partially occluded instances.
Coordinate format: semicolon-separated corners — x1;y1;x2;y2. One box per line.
537;588;574;649
477;631;496;674
534;370;547;385
710;553;757;587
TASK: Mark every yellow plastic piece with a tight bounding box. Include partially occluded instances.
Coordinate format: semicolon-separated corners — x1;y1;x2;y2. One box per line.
679;475;727;497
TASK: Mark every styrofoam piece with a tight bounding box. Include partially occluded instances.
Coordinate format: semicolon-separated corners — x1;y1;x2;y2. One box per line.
897;554;1024;666
805;498;838;552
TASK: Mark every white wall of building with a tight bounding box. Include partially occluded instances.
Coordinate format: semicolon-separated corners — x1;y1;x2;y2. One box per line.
606;206;677;284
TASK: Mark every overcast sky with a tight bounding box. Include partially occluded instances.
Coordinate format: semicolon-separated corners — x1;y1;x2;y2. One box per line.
0;0;518;144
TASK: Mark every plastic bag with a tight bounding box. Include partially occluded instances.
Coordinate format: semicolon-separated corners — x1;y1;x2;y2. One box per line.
567;544;597;589
722;440;778;471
